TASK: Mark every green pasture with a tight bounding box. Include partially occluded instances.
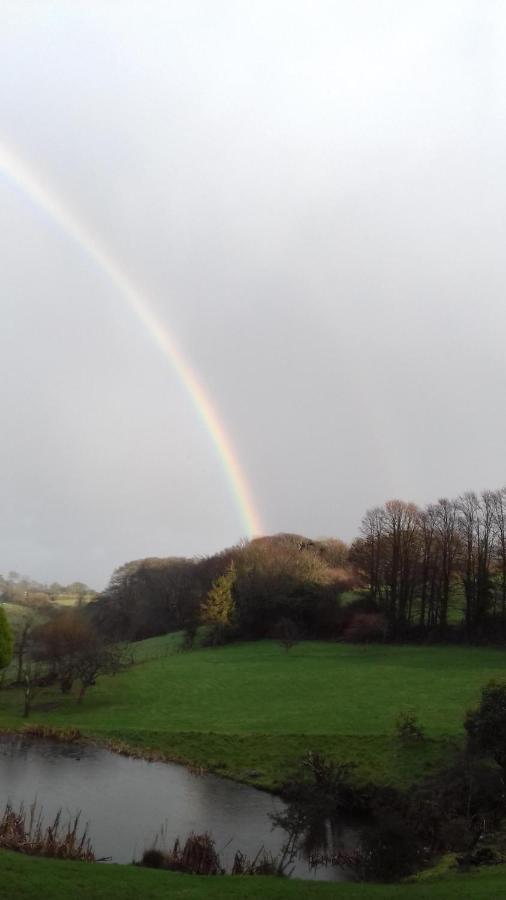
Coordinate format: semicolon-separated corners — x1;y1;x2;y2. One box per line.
2;638;506;896
1;637;505;788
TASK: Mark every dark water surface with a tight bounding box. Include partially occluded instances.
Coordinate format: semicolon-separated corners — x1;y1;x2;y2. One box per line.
0;735;360;880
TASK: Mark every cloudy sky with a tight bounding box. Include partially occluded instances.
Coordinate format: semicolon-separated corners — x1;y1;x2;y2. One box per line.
1;1;505;587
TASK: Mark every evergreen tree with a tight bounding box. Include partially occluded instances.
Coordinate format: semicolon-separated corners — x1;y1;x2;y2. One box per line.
200;564;236;644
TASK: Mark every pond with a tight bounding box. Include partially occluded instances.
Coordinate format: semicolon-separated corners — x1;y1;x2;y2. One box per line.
0;735;362;881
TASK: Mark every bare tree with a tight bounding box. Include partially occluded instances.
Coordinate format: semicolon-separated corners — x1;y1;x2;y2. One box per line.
418;506;438;628
433;498;459;630
457;492;495;634
358;507;387;603
490;488;506;628
21;660;44;718
31;610;131;701
380;500;420;632
74;642;130;704
13;616;36;685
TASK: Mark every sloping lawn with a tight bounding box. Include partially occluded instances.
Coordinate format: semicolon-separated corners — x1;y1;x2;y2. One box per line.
1;850;506;900
0;638;504;787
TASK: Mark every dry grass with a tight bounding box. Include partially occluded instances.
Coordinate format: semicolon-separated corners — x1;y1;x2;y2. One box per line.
20;724;83;742
140;830;292;878
141;832;223;875
0;801;94;861
231;847;283;876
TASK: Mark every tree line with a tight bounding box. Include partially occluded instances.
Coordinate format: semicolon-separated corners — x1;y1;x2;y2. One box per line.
350;487;506;638
88;484;506;646
89;535;353;643
0;572;96;609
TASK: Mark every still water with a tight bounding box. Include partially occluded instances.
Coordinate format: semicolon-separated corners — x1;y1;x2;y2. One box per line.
0;735;362;880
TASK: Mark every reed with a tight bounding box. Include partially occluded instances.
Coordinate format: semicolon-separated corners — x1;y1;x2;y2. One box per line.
0;801;94;861
141;832;223;875
20;724;83;742
231;847;281;876
140;831;290;877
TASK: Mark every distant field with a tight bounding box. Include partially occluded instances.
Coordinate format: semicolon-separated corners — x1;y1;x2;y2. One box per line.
0;602;43;628
1;593;92;625
339;586;467;624
52;593;94;607
0;849;506;900
0;636;505;788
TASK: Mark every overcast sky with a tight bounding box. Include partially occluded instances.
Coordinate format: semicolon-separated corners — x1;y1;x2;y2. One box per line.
1;1;505;587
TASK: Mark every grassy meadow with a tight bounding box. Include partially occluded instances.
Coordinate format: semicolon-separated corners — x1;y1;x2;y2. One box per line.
2;636;506;896
1;635;506;788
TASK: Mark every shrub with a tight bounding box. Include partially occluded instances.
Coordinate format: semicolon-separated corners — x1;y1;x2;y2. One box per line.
181;620;198;651
465;680;506;772
343;612;386;643
407;756;505;853
357;813;421;881
141;832;224;875
274;617;299;652
395;711;424;743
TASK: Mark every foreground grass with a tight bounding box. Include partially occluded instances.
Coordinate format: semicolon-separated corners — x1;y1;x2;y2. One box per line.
0;850;506;900
1;638;506;788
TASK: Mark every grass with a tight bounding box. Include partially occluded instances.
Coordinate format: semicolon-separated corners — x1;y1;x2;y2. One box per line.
1;594;91;629
2;638;506;895
0;849;506;899
1;636;506;788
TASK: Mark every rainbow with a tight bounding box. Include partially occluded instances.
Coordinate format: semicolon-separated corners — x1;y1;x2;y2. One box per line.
0;140;263;538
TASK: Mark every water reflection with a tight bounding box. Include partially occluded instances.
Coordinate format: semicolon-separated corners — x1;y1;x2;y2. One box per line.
0;735;359;880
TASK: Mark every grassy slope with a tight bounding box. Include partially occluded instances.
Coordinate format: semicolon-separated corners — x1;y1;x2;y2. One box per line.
1;636;506;788
0;850;505;900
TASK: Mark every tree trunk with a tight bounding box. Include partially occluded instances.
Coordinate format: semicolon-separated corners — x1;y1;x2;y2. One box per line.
77;683;87;704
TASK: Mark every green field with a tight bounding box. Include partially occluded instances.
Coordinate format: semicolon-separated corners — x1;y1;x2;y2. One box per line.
1;636;506;788
2;637;506;896
0;849;505;899
1;594;92;626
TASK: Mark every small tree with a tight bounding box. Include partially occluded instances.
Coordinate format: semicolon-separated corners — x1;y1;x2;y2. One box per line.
74;642;129;704
395;710;424;743
31;611;97;693
14;616;35;684
275;617;299;652
200;564;236;645
30;610;130;702
465;680;506;772
21;660;44;718
0;607;14;674
181;617;199;651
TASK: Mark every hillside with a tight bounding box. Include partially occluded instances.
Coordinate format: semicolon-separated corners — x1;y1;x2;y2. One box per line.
1;636;506;788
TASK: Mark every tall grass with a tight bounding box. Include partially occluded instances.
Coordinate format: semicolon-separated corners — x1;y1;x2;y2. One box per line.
140;831;289;877
141;832;223;875
20;724;83;742
0;801;94;861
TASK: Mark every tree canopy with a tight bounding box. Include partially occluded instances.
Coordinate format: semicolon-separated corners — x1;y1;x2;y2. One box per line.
0;606;13;670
